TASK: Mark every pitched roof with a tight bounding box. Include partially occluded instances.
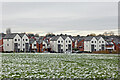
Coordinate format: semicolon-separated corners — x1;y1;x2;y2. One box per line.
3;33;17;39
84;36;94;41
50;36;60;41
29;38;35;44
18;33;25;38
95;36;101;40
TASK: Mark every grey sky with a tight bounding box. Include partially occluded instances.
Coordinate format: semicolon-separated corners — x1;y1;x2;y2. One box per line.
2;2;118;36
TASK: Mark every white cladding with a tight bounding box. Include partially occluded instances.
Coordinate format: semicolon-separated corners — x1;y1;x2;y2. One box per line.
84;37;106;52
32;41;37;49
3;39;14;51
43;41;48;49
50;36;72;53
21;34;29;51
3;34;29;52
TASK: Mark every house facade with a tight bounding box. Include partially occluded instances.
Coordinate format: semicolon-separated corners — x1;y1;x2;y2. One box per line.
50;36;72;53
3;33;29;52
84;36;106;52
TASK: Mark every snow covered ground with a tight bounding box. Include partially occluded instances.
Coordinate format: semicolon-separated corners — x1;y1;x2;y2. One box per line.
1;53;118;78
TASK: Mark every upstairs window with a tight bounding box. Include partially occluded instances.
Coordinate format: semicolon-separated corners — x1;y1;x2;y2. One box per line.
92;41;93;43
26;39;28;41
69;40;71;43
15;39;17;41
23;44;24;46
34;44;36;46
102;41;104;43
61;41;63;43
66;41;67;43
23;39;24;41
18;39;20;41
95;41;96;43
58;41;60;43
99;41;101;43
7;44;9;46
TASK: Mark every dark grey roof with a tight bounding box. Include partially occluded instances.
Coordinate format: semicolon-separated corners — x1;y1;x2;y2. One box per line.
19;33;25;38
61;36;67;40
3;33;17;39
29;38;35;44
84;36;94;41
36;39;43;44
95;36;101;40
50;36;60;41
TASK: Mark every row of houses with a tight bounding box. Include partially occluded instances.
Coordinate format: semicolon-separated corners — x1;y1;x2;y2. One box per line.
0;33;120;53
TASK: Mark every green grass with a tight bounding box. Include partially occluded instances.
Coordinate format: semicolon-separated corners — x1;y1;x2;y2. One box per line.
1;53;119;78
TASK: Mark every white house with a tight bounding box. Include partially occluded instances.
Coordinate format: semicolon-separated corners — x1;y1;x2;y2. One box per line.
84;36;106;52
96;36;106;51
20;34;29;52
3;33;29;52
50;36;72;53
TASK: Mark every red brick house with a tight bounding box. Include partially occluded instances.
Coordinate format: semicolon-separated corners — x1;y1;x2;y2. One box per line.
0;33;5;52
76;39;84;51
0;39;3;52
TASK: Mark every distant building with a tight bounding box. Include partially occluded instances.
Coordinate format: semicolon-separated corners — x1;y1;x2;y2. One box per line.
50;36;72;53
3;33;29;52
84;36;106;52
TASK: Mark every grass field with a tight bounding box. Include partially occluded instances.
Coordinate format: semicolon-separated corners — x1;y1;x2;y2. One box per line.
1;53;119;78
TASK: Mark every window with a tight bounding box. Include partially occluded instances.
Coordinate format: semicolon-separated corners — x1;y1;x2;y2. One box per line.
58;41;60;43
95;45;96;47
15;39;17;41
26;39;28;41
102;41;104;43
23;44;24;46
95;41;96;43
66;41;67;43
69;40;71;43
7;44;9;46
66;45;67;47
7;39;9;41
92;41;93;43
34;44;36;46
23;39;24;41
66;49;68;51
99;41;101;43
61;41;63;43
99;45;101;47
18;39;20;41
19;44;20;46
61;45;63;47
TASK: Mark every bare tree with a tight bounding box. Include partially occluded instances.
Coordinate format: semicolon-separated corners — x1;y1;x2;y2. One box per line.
6;28;11;34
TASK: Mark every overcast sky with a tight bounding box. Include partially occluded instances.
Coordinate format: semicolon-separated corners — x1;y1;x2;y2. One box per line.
1;2;118;36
